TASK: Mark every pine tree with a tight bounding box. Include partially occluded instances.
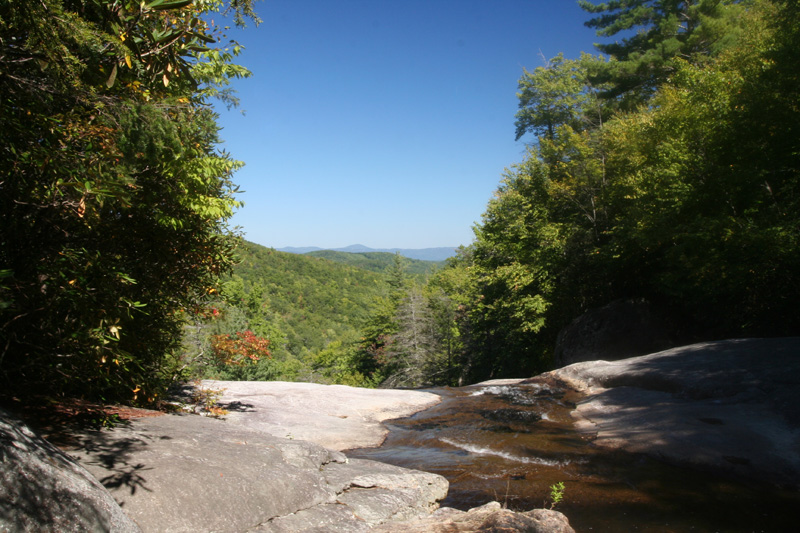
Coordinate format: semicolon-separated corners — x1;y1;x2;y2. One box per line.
578;0;746;104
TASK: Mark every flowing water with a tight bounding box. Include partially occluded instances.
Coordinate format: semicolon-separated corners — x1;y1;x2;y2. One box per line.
347;380;799;532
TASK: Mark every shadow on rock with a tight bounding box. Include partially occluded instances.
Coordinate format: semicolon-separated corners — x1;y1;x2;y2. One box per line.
0;409;141;532
550;338;800;489
72;430;155;496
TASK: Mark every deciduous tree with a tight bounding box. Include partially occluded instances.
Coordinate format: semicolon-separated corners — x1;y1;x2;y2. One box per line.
0;0;259;403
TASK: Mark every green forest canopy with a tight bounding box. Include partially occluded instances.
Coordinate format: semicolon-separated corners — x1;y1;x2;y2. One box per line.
453;0;800;381
304;250;444;277
184;242;444;387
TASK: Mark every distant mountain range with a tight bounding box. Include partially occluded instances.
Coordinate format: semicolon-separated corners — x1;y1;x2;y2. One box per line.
277;245;458;262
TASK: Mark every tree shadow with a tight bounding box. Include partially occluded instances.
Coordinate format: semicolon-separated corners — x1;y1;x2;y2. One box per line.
220;400;256;412
71;429;157;496
1;408;141;528
559;338;800;489
167;382;255;413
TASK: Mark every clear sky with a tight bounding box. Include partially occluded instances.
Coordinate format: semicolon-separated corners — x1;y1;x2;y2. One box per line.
213;0;601;250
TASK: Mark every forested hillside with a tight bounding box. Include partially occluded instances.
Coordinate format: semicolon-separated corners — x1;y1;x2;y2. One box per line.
232;243;387;360
180;240;461;387
305;250;444;277
182;242;442;385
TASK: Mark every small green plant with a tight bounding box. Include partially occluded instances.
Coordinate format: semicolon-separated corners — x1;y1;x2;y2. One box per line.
90;412;121;430
548;481;566;510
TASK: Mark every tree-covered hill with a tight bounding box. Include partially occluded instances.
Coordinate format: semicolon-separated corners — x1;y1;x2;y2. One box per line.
180;241;400;383
234;242;388;357
304;250;444;278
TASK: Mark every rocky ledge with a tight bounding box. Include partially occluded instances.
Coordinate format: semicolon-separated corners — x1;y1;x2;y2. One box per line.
192;380;443;451
0;409;141;533
62;412;448;532
542;337;800;488
2;381;574;532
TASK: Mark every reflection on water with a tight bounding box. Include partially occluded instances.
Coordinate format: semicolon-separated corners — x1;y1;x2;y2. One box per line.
346;380;798;532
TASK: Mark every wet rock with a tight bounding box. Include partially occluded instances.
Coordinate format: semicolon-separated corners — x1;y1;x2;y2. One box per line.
64;412;448;532
478;408;541;423
0;409;141;533
548;337;800;488
372;501;575;533
554;298;676;367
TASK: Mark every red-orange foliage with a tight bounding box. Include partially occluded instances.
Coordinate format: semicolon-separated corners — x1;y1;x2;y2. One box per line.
210;330;270;366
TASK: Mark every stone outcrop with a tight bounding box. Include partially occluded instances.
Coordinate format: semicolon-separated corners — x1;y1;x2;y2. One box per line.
4;379;574;532
0;409;141;533
193;380;442;451
544;337;800;488
64;411;448;532
553;298;675;367
372;501;575;533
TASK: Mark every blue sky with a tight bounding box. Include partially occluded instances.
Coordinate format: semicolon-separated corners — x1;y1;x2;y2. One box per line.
214;0;601;250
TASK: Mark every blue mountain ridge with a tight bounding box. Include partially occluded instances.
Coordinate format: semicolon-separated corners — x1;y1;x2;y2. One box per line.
277;245;458;262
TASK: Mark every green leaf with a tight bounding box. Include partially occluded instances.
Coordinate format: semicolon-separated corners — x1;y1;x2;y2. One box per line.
147;0;193;11
105;62;117;88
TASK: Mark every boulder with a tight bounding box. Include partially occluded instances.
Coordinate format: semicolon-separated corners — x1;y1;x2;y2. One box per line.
64;411;448;532
553;299;675;367
260;459;448;532
371;501;575;533
0;408;141;533
545;337;800;488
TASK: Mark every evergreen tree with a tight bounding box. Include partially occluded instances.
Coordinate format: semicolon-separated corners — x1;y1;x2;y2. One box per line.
578;0;747;104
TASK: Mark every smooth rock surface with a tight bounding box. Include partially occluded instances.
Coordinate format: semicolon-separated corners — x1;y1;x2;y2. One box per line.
196;380;442;450
544;337;800;487
372;501;575;533
0;409;141;533
65;412;448;533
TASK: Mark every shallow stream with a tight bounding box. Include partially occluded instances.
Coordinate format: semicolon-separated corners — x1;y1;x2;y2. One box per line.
347;381;798;532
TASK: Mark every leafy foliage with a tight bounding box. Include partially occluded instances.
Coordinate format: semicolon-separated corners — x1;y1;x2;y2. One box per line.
548;482;566;510
181;242;407;385
515;53;610;142
232;243;390;360
0;0;258;403
191;244;460;388
210;330;270;366
433;0;800;381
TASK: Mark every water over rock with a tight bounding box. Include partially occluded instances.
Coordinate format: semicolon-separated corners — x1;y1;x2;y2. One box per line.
544;337;800;488
4;380;575;532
